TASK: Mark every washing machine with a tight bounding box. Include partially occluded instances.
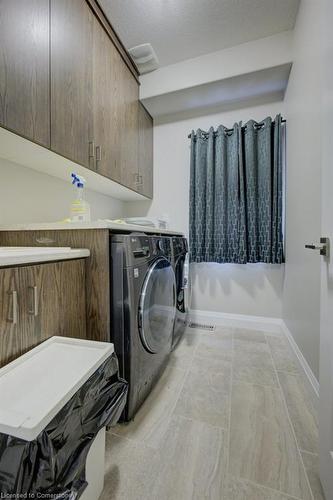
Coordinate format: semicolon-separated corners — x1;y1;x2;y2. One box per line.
171;236;191;349
111;233;176;421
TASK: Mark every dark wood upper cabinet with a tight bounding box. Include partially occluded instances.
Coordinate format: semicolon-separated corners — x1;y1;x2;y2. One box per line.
0;0;153;198
92;16;121;183
138;103;153;199
0;0;50;147
50;0;94;169
119;67;140;191
93;23;141;192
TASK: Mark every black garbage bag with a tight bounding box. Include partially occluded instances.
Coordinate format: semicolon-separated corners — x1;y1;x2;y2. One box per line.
0;353;128;498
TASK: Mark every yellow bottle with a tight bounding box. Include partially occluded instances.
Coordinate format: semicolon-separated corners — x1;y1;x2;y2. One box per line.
70;173;91;222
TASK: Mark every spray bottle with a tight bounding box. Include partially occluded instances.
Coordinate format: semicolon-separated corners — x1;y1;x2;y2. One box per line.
70;173;91;222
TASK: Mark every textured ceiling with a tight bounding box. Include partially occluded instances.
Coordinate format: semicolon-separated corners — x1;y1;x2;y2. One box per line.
99;0;300;67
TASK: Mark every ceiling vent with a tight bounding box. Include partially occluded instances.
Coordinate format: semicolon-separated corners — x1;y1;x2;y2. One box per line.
128;43;159;75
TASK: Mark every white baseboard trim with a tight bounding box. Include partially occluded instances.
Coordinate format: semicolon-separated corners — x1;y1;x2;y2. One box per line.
189;309;319;399
279;321;320;398
189;309;282;334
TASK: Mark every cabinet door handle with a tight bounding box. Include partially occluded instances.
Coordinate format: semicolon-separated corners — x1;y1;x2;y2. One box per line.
8;290;18;324
134;174;143;186
89;141;95;159
96;145;102;162
28;286;39;316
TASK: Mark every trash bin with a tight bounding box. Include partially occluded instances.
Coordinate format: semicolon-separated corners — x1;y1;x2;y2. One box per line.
0;336;128;498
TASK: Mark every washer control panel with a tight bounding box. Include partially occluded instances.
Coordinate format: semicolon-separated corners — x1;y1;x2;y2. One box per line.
130;236;150;259
151;237;172;258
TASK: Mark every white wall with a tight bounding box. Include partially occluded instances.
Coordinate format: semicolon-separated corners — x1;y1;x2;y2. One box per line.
283;0;322;379
126;98;285;318
0;158;124;225
191;263;284;318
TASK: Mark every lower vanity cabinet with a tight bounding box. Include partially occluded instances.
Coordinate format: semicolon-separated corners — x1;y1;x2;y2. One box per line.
0;267;21;367
0;259;86;367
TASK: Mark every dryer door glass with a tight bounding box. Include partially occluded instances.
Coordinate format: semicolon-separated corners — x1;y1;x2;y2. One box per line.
139;257;176;354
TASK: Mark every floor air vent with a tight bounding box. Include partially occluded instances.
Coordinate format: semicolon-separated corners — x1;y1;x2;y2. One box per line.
188;322;215;331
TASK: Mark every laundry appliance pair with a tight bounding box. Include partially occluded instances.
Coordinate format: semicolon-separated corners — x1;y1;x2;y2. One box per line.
110;233;190;420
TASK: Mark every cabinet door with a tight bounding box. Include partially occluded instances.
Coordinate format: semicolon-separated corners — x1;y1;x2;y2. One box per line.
119;65;139;191
138;103;154;198
19;260;87;355
92;17;121;183
50;0;94;168
0;0;50;147
92;24;140;190
0;268;21;367
52;260;86;339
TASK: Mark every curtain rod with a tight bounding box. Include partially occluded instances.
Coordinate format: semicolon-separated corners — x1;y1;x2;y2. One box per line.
187;118;286;139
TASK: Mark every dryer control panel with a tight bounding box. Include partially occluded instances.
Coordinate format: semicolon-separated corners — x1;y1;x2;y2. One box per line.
172;237;188;257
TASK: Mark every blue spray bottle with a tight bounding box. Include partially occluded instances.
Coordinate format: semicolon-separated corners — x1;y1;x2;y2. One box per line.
70;173;91;222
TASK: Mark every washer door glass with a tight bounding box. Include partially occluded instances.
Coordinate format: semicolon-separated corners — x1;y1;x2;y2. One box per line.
138;257;176;353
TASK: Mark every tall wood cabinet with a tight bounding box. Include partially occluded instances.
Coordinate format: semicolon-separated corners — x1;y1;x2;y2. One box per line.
0;0;50;147
0;259;86;368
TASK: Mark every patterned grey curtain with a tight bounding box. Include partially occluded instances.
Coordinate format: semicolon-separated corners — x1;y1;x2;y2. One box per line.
189;114;284;264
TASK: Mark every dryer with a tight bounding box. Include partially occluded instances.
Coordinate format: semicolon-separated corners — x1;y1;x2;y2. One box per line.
111;233;176;421
171;236;190;349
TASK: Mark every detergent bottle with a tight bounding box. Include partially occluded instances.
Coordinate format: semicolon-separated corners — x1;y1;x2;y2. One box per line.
70;173;91;222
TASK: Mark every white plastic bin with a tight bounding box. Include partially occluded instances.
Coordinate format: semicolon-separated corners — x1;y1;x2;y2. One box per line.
82;427;106;500
0;336;114;498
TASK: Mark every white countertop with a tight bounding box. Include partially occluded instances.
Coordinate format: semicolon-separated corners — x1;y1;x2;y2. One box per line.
0;247;90;267
0;220;184;236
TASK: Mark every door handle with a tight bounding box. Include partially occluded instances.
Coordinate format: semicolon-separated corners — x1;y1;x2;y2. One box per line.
305;237;330;257
133;173;143;186
28;286;39;316
88;141;95;159
96;145;102;162
8;290;18;324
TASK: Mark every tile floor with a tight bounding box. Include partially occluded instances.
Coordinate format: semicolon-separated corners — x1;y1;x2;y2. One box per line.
100;325;325;500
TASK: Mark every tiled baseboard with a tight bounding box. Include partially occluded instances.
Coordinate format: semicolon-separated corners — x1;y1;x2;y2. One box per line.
188;309;319;399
